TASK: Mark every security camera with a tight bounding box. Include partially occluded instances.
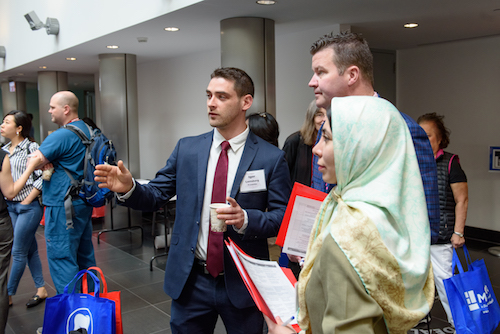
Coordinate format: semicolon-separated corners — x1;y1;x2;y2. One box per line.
24;11;44;30
45;17;59;35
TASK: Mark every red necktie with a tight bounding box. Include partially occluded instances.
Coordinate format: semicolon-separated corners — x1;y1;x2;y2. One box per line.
206;141;230;277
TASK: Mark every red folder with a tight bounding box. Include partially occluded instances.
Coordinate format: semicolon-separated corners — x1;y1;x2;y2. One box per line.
276;182;327;247
225;238;300;331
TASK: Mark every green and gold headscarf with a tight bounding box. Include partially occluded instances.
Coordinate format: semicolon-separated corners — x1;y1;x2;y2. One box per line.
298;96;434;334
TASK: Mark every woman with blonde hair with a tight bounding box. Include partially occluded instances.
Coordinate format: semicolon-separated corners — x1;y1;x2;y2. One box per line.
282;100;326;186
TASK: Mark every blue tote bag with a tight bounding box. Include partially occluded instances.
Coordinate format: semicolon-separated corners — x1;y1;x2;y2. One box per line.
42;269;116;334
443;245;500;334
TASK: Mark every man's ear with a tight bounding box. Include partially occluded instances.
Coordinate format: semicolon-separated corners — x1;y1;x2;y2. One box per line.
345;65;360;87
63;104;71;116
241;94;253;112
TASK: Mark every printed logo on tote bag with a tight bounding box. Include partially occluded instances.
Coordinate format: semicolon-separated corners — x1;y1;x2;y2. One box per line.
66;308;94;334
465;285;495;312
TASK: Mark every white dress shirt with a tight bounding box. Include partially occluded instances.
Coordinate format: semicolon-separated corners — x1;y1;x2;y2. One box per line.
196;127;249;260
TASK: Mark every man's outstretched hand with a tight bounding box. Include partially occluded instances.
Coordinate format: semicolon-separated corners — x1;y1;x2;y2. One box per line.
94;160;134;194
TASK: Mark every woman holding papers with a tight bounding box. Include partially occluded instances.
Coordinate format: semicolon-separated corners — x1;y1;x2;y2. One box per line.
265;96;434;334
282;101;327;278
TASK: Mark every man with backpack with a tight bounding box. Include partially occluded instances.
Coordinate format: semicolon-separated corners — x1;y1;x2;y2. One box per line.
29;91;96;294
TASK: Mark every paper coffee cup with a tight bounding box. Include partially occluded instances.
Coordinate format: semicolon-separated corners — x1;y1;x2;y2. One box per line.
210;203;230;232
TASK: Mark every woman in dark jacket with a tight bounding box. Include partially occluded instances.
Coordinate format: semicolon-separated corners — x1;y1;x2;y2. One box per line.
282;100;326;186
282;100;326;277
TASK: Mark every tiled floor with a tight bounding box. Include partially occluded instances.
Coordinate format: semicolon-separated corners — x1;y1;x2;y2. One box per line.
4;205;500;334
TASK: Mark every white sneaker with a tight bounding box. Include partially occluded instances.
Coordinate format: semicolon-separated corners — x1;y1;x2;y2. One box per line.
36;327;42;334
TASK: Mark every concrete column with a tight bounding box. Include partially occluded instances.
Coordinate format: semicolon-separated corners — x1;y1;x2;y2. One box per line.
220;18;275;116
1;81;27;116
37;71;68;141
98;54;140;176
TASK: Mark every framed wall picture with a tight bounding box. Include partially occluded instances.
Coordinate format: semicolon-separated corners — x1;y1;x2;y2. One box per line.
489;146;500;171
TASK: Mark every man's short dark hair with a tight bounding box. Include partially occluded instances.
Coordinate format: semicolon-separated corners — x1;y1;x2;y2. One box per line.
310;31;374;87
211;67;254;98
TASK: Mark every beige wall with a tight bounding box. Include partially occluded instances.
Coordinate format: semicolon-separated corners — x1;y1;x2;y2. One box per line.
137;50;220;177
397;35;500;231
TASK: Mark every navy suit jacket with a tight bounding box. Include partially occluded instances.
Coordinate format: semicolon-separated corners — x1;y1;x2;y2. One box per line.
124;130;292;308
399;112;440;244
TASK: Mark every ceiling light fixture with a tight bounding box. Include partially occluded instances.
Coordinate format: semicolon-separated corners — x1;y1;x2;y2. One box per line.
256;0;276;5
404;23;419;28
164;27;179;32
107;45;119;49
66;57;77;61
39;66;47;69
24;11;59;35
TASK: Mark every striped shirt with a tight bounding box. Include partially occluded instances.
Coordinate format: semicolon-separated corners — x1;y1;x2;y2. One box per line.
2;138;43;202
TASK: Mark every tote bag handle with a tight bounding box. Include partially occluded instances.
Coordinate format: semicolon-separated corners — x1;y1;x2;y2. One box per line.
451;244;474;274
82;266;108;294
64;269;101;297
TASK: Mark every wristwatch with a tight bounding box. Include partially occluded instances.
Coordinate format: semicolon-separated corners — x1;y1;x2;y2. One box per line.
453;231;464;238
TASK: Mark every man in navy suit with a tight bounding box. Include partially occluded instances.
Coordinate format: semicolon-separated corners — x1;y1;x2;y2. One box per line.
95;67;292;334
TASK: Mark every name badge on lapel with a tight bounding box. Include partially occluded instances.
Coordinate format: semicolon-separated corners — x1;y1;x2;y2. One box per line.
240;169;267;193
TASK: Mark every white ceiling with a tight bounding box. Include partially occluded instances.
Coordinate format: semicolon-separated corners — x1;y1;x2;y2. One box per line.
3;0;500;89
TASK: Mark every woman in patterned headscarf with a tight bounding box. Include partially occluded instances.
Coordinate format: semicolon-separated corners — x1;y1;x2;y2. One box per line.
266;96;434;334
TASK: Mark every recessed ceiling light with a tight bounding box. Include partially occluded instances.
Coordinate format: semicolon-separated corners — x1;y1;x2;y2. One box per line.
107;45;119;49
256;0;276;4
66;57;77;61
164;27;179;32
404;23;419;28
39;66;47;69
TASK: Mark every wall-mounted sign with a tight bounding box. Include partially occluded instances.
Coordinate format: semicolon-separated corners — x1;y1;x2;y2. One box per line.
489;146;500;171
